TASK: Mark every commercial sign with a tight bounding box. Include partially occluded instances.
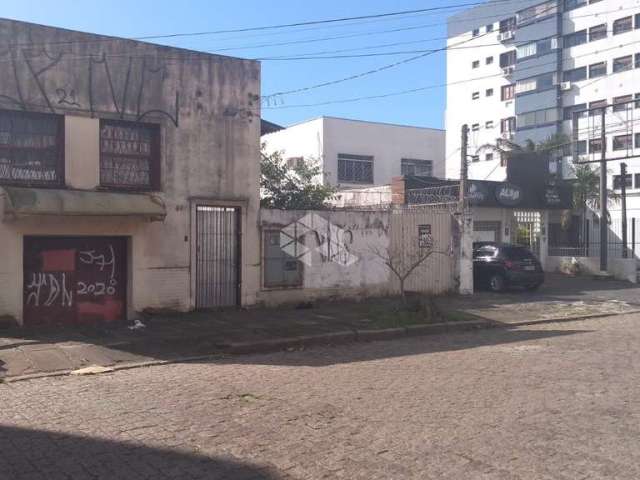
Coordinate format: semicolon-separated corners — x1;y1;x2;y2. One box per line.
495;183;522;207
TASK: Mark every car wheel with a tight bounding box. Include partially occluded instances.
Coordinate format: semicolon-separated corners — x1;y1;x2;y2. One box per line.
488;274;505;292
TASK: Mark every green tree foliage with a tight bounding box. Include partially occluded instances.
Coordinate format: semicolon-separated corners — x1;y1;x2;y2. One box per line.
260;145;336;210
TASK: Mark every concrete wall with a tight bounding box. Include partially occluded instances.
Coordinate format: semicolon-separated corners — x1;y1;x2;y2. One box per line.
546;256;638;284
0;19;261;324
257;207;455;306
263;117;445;188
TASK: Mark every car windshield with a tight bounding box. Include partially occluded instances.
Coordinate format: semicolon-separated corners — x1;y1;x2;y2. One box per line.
501;246;535;260
473;246;497;258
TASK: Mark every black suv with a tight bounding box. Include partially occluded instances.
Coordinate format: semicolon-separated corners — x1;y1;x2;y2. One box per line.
473;243;544;292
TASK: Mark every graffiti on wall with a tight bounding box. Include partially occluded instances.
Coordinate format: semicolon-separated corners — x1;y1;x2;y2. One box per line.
23;237;126;326
279;213;359;267
0;48;180;126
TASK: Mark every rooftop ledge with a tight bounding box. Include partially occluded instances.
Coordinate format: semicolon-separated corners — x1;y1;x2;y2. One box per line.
0;186;166;222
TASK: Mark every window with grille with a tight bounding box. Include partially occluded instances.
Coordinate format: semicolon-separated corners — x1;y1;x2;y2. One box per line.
401;159;433;176
613;16;633;35
337;153;373;184
0;110;63;186
100;120;160;190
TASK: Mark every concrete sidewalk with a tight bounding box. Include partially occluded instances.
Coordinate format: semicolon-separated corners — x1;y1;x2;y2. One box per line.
0;297;488;381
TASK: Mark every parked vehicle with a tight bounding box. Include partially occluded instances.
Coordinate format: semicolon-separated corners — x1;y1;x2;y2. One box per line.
473;243;544;292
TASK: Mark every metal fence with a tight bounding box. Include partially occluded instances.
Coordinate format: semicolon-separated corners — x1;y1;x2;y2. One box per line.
549;217;640;259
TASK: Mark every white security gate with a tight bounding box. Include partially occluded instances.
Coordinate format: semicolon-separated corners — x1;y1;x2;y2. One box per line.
195;206;240;308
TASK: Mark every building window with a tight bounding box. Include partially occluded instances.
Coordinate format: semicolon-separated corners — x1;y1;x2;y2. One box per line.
517;42;537;59
500;50;517;67
563;30;587;48
472;28;480;37
485;153;494;161
588;61;607;78
337;153;373;184
635;93;640;109
636;133;640;148
501;117;516;133
486;23;494;32
589;138;603;154
472;92;480;100
472;123;480;131
486;56;494;65
613;16;633;35
564;0;587;11
517;1;558;26
499;17;516;33
576;140;587;155
563;66;587;82
613;134;633;151
589;99;607;116
472;60;480;69
401;159;433;176
515;77;537;95
501;84;515;101
636;13;640;29
263;230;302;289
613;95;633;112
517;107;559;130
471;155;480;163
613;55;633;73
589;24;607;42
0;110;64;187
486;121;494;129
286;156;304;169
636;53;640;69
486;88;494;97
613;174;633;190
564;103;587;120
100;120;160;190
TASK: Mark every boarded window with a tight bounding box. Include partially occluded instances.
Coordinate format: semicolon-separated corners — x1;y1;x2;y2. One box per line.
263;230;302;288
337;153;373;183
0;110;63;186
100;120;160;190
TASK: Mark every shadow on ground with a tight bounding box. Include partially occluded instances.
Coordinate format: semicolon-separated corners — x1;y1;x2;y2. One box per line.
211;327;590;367
0;425;286;479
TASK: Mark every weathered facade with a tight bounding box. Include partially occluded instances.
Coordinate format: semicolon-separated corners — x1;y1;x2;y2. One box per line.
0;19;261;327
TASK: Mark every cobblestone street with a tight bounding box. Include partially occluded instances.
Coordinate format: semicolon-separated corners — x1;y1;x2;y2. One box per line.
2;313;640;479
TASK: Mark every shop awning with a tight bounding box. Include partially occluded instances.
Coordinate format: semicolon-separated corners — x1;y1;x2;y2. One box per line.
1;187;166;221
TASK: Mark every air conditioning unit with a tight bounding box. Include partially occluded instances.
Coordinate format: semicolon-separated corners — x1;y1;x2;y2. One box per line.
502;66;515;76
498;30;515;42
560;81;572;91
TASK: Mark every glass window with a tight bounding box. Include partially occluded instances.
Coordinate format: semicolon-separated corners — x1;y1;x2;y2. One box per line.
486;121;494;129
517;1;558;26
635;93;640;109
636;133;640;148
0;110;63;186
486;23;494;32
472;92;480;100
501;117;516;133
576;140;587;155
636;13;640;29
486;56;494;65
500;50;517;67
564;0;587;11
472;28;480;37
613;55;633;73
589;99;607;116
471;155;480;163
401;159;432;176
472;124;480;131
589;24;607;41
613;135;633;151
516;77;537;95
563;66;587;82
563;30;587;48
472;60;480;69
537;37;559;56
563;103;587;120
517;42;537;59
263;230;302;289
613;95;633;112
337;154;373;183
100;120;160;190
589;62;607;78
486;88;494;97
636;53;640;69
613;16;633;35
500;17;516;33
501;84;515;101
518;108;558;129
537;72;556;90
486;153;494;161
613;174;632;189
589;138;604;154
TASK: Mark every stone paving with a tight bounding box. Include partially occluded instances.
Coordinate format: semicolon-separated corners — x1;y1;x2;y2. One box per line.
2;312;640;479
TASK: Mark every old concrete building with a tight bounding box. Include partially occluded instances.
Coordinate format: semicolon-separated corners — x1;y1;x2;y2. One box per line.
0;18;261;327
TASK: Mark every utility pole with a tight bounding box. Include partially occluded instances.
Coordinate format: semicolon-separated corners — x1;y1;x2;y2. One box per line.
621;162;628;259
599;107;608;272
458;124;473;295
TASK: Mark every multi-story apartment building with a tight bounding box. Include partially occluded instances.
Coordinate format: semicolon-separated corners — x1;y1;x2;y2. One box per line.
446;0;640;225
0;19;261;328
262;117;445;188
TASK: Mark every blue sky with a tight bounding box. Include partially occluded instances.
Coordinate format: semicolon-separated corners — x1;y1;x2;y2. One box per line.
1;0;468;129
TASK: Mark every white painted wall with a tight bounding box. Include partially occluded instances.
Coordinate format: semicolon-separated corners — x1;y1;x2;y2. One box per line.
262;117;445;188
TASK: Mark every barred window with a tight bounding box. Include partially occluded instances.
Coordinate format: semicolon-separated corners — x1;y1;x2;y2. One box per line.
337;153;373;184
0;110;63;186
100;120;160;190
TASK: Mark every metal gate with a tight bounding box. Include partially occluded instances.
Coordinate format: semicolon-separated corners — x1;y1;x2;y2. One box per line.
23;237;127;327
196;206;240;308
513;211;541;256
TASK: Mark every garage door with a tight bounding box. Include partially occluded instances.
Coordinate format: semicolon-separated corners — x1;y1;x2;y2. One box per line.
23;237;127;327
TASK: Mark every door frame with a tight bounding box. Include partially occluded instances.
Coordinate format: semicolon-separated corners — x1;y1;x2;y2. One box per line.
189;198;246;310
